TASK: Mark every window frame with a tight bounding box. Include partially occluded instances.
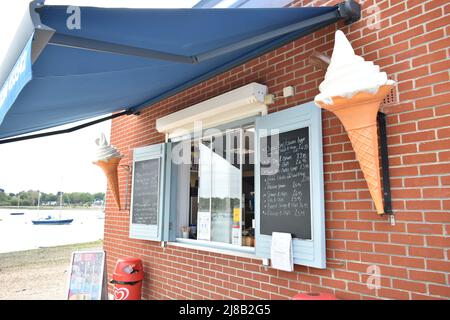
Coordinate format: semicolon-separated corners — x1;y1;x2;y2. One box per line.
255;101;326;269
165;116;258;253
138;101;325;268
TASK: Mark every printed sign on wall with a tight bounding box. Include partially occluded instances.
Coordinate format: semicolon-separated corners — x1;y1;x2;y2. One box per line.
197;211;211;241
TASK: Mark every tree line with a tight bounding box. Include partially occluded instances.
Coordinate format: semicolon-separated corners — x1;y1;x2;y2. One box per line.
0;189;105;207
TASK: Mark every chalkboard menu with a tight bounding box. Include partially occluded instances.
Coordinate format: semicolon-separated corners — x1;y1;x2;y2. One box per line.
132;158;160;225
260;127;311;239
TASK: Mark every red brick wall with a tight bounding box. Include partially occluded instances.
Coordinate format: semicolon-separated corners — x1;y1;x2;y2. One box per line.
104;0;450;300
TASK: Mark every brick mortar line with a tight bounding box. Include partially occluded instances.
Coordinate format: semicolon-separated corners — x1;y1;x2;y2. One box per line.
300;270;447;299
413;78;450;91
388;116;450;129
159;266;450;296
321;280;446;300
157;274;273;300
324;196;447;203
158;250;450;282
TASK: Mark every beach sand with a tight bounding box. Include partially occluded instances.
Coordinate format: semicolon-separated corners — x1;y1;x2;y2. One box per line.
0;240;103;300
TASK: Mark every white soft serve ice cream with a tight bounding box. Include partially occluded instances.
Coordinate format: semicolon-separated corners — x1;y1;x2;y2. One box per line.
315;30;395;105
94;133;122;161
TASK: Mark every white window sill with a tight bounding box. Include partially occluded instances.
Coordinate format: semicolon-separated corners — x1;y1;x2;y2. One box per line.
168;238;260;261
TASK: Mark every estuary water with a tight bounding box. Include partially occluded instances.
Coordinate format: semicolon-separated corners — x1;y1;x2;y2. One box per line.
0;208;104;253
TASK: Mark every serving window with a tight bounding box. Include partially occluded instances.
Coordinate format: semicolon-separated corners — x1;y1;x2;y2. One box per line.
170;123;256;251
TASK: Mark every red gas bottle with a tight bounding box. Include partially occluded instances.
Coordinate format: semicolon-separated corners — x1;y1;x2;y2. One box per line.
292;292;338;300
110;258;144;300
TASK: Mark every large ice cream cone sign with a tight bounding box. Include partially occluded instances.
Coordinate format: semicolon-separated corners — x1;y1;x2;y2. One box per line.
315;31;396;215
316;85;393;214
93;134;123;210
94;157;122;210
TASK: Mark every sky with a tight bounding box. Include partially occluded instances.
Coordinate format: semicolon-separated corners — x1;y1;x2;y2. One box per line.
0;119;111;194
0;0;200;195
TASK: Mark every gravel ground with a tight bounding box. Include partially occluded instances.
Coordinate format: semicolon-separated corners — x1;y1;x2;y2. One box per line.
0;241;103;300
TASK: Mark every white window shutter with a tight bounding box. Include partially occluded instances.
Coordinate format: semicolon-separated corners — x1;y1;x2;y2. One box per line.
129;143;167;241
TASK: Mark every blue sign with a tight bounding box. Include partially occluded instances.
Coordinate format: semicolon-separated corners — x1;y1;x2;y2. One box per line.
0;34;33;126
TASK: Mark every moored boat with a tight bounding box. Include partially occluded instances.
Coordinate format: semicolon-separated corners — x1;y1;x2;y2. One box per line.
31;191;74;225
32;215;73;225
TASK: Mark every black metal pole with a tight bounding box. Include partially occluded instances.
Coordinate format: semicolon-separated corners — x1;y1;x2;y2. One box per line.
377;112;393;215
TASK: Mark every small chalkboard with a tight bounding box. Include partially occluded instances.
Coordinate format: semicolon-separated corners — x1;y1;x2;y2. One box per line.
131;158;160;225
260;127;311;239
67;251;106;300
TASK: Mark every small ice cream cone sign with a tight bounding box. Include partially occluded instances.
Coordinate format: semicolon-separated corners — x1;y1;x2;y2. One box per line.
93;133;123;210
315;31;396;215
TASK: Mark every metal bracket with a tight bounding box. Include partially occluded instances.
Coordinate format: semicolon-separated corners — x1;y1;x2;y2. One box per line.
195;11;340;63
389;214;396;226
377;112;393;216
120;164;132;211
338;0;361;25
48;33;197;64
326;259;346;267
30;1;55;64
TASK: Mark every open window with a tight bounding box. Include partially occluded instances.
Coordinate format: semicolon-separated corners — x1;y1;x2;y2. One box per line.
167;121;257;253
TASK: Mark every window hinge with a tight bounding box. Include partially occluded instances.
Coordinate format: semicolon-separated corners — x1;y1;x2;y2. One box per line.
389;215;396;226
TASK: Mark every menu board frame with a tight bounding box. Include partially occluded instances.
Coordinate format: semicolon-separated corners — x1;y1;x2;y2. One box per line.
129;143;166;241
255;101;326;269
259;126;312;239
131;158;161;226
66;250;106;300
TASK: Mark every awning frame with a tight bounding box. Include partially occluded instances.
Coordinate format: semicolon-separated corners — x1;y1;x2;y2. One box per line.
29;1;55;64
37;0;359;66
0;109;132;145
46;10;338;65
0;0;360;144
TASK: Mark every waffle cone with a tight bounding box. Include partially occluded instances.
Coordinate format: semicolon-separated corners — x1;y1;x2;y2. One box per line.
316;85;393;214
93;157;122;210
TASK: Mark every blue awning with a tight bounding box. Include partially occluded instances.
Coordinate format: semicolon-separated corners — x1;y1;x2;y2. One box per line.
0;1;360;140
